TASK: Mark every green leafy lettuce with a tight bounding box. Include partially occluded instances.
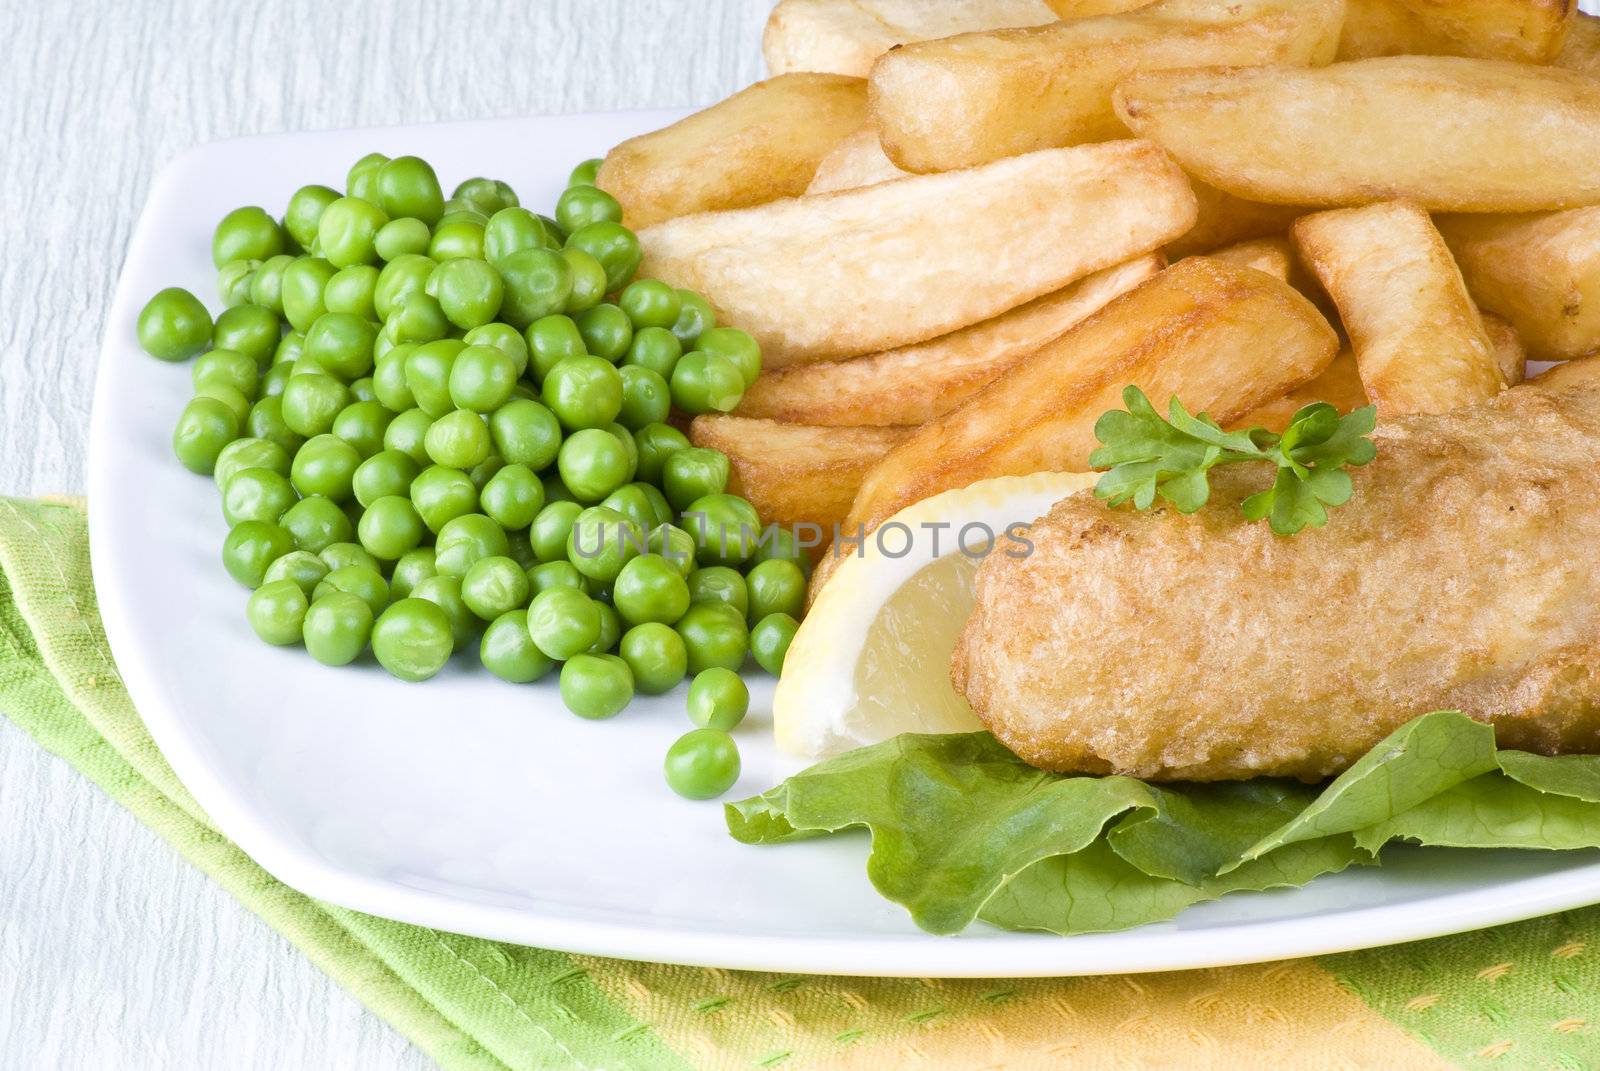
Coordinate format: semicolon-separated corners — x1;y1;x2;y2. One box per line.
727;712;1600;936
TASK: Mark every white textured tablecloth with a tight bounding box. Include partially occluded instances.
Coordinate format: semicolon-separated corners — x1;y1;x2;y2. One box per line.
0;2;762;1066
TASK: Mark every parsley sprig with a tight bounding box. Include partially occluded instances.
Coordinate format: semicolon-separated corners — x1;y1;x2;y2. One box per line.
1088;386;1378;536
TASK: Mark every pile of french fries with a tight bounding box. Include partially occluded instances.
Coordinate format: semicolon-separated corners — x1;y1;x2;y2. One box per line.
594;0;1600;589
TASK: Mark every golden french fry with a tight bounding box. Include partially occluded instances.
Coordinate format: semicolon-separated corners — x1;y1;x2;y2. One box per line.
595;74;867;229
1484;313;1527;387
1164;179;1303;258
1190;236;1292;281
686;416;909;538
1529;357;1600;393
804;128;906;195
1337;0;1572;63
638;140;1196;368
1294;201;1503;418
1045;0;1156;14
1230;350;1368;433
1436;207;1600;362
734;255;1164;427
1555;10;1600;77
762;0;1057;77
1115;57;1600;212
842;258;1339;533
869;0;1343;174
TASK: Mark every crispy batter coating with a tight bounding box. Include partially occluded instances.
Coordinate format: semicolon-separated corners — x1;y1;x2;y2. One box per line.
952;383;1600;780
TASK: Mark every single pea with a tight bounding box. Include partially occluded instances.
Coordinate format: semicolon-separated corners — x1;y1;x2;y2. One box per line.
628;425;687;488
566;505;644;583
221;467;297;526
281;495;354;552
525;315;586;381
618;623;686;695
260;361;295;399
750;524;811;574
280;373;349;437
374;253;436;320
428;218;486;262
194;382;251;426
616;365;671;430
383;406;434;465
212;304;281;365
346;152;390;200
451;176;518;215
575;303;633;362
633;481;675;528
542;356;622;431
461;555;531;620
648;523;698;578
478;463;545;531
480;610;555;683
554;184;622;234
621;326;682;381
696;327;762;388
686;667;749;731
322;264;380;320
662;447;730;511
281;256;338;332
192;348;259;399
556;428;631;503
543;472;578;504
687;566;749;617
217;258;260;307
289;433;360;500
671;290;716;349
404;338;466;416
528;500;583;562
613;554;691;627
214;436;290;487
527;558;586;595
314;564;390;617
559;653;633;720
303;591;374;666
172;396;239;474
247;395;305;455
318;196;389;268
526;587;602;660
430;258;503;330
751;612;799;675
410;465;478;533
284;185;341;251
434;512;509;577
671;351;745;414
561;247;608;315
424;409;492;469
213;206;284;267
274;329;305;366
483;206;558;266
262;549;328;598
385;292;450;346
371;349;416;412
358;495;425;561
618;279;681;332
684;493;762;567
411;574;478;650
222;520;294;588
372;597;455;681
375;155;445;225
568;158;602;187
374;217;431;262
304;312;377;381
249;254;294;313
352;449;418;508
745;558;806;621
488;398;562;470
676;601;749;674
447;344;516;413
589;602;622;656
565;221;640;293
462;321;529;377
247;579;309;646
598;483;656;531
387;548;434;600
664;728;740;800
320;541;381;574
496;248;572;329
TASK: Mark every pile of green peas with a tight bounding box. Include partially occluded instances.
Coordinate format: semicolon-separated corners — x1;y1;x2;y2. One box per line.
137;152;806;801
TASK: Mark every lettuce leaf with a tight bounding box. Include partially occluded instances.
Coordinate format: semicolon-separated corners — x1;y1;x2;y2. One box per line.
728;711;1600;937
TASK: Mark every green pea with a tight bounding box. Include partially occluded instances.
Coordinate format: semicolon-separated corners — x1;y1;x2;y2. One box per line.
389;547;437;599
618;623;686;695
684;492;762;567
621;326;682;381
559;653;634;719
261;361;295;398
554;184;622;234
662;447;730;511
648;523;698;578
172;396;239;474
217;258;260;307
423;410;490;469
247;395;305;455
320;542;380;574
194;383;251;426
751;612;799;675
222;520;294;587
561;247;607;315
568;158;602;187
617;279;681;331
526;315;586;381
670;351;744;414
529;500;583;562
447;344;516;413
751;524;811;574
248;254;294;314
222;467;297;526
564;222;638;293
671;290;716;351
214;437;290;487
280;373;349;437
281;256;338;332
675;601;749;674
213;206;285;267
247;579;309;646
616;366;671;430
276;333;307;369
411;574;478;650
575;303;632;362
625;425;684;488
480;609;555;683
374;217;431;262
358;495;425;560
410;465;478;533
745;558;806;621
428;258;503;330
613;554;691;627
528;558;586;595
319;196;389;268
331;400;392;456
478;463;545;531
289;434;360;501
483;207;558;266
375;155;445;225
383;407;434;465
696;327;762;388
372;597;455;681
346;152;390;200
452;176;518;215
664;728;740;800
192;348;260;399
262;549;329;598
374;253;436;320
527;586;602;660
351;449;417;507
428;218;485;261
544;472;578;504
138;287;212;362
434;512;509;577
313;564;390;617
461;555;531;619
634;482;675;528
303;312;376;381
281;494;354;552
687;667;749;730
542;356;622;431
687;566;749;617
487;398;562;470
566;505;644;583
462;321;529;377
303;591;373;666
599;483;656;531
212;304;281;365
589;602;622;655
321;265;379;321
284;185;341;251
555;428;629;503
496;248;572;329
405;338;466;416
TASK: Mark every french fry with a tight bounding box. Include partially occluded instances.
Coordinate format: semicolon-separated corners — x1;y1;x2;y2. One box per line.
804;128;906;195
869;0;1343;173
1045;0;1155;14
734;255;1164;427
1115;57;1600;213
1337;0;1573;63
1164;179;1303;259
841;258;1339;533
1435;207;1600;362
1191;236;1292;281
1529;357;1600;394
1555;10;1600;77
1484;313;1527;387
1293;201;1503;418
595;74;867;229
762;0;1057;78
1231;350;1369;433
687;416;909;538
638;140;1197;368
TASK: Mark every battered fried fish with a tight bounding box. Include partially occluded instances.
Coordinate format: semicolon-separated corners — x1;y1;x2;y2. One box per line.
951;382;1600;781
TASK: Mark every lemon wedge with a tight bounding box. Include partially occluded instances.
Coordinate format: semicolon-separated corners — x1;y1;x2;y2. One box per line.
773;471;1100;759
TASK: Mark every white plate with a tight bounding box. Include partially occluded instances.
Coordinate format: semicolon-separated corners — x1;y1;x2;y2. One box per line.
90;111;1600;978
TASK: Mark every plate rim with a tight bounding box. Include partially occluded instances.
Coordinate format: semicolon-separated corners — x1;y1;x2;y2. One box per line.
87;111;1600;978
